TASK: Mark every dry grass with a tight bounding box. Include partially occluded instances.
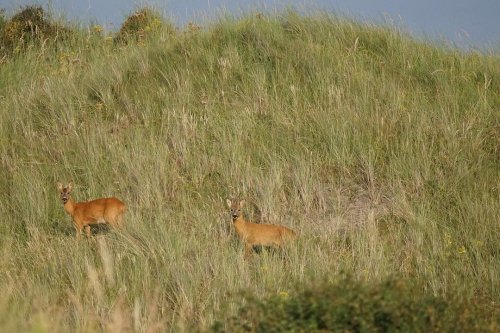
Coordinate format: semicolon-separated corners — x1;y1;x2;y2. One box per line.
0;8;498;332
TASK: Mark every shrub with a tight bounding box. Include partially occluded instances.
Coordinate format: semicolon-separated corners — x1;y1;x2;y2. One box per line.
114;8;173;43
0;9;6;31
212;278;498;333
0;6;70;53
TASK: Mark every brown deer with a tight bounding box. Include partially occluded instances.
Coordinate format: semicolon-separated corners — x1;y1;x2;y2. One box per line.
226;199;296;256
57;183;126;239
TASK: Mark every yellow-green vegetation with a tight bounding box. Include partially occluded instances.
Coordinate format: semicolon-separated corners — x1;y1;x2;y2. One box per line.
114;8;173;44
214;278;497;332
0;6;499;332
0;6;71;55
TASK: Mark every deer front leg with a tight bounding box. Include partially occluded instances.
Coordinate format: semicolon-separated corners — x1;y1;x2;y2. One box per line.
75;224;82;240
244;243;254;258
84;225;91;238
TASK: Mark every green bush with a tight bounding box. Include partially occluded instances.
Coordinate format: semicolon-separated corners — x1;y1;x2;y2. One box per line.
213;278;498;333
0;6;70;54
114;8;173;43
0;9;6;31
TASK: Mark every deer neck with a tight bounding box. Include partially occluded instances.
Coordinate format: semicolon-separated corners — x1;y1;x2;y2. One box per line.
233;215;248;237
64;197;76;215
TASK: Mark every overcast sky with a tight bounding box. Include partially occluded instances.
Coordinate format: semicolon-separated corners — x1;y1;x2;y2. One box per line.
1;0;499;50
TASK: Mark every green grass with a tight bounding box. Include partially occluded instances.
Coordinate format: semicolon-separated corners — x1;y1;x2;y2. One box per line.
0;8;499;332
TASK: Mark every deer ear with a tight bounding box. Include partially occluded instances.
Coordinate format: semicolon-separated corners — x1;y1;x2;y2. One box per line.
57;182;63;192
226;199;232;208
239;200;246;207
67;182;73;192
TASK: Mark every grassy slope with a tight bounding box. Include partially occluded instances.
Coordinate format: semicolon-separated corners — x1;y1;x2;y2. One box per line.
0;11;499;332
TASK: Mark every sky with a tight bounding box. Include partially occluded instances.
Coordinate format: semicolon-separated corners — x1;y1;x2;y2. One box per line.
1;0;499;51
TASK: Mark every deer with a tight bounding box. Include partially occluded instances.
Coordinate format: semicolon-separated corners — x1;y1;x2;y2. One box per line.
226;199;296;257
57;182;126;239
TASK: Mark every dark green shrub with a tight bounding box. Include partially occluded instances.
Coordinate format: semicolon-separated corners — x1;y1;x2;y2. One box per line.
0;6;70;53
114;8;173;43
0;9;6;31
212;278;498;333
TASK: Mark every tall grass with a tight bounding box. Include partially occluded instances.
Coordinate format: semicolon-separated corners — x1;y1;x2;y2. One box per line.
0;8;498;332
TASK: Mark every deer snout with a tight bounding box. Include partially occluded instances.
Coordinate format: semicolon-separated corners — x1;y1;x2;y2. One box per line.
61;193;69;204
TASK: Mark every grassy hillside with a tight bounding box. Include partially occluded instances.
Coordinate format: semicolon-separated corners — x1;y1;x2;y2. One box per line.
0;7;499;332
